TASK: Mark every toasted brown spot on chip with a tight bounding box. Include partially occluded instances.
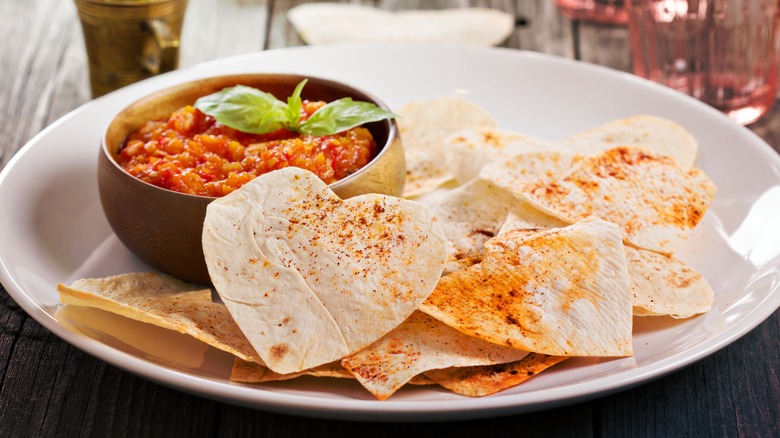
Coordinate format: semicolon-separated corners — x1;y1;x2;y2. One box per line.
269;343;289;359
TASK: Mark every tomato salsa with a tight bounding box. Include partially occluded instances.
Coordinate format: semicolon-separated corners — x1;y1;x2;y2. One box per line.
117;101;377;197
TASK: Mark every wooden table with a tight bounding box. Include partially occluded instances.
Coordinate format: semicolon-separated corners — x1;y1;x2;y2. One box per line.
1;1;778;436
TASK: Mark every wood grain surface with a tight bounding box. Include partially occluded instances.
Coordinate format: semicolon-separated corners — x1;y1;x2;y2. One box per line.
0;0;778;436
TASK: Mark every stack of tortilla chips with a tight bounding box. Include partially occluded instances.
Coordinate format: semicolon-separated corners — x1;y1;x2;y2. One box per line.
58;97;716;400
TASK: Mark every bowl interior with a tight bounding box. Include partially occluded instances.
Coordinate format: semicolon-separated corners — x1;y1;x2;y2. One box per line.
103;74;396;178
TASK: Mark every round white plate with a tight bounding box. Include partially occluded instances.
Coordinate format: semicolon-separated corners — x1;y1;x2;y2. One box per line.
1;44;779;422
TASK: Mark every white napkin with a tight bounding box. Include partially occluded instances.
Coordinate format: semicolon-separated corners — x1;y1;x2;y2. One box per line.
287;4;514;46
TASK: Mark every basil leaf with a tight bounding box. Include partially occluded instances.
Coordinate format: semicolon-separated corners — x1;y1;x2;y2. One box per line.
194;82;396;137
299;98;397;136
194;85;289;134
285;79;307;131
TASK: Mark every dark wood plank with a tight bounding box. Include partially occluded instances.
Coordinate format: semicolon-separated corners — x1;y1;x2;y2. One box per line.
266;0;313;49
0;0;84;168
516;0;576;57
48;28;92;122
212;398;592;437
80;363;219;437
545;2;631;70
576;21;631;72
180;0;270;67
597;312;780;437
0;293;216;437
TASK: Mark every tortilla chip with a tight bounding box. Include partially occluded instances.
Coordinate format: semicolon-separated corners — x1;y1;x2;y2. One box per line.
482;147;716;254
230;359;353;383
230;358;435;386
409;375;436;385
424;354;568;397
429;178;565;273
498;210;564;235
288;4;513;46
341;311;528;400
625;246;714;318
203;167;448;374
496;213;713;318
499;216;713;318
559;115;699;168
397;96;497;197
444;127;557;185
479;149;580;189
421;216;633;357
57;273;262;364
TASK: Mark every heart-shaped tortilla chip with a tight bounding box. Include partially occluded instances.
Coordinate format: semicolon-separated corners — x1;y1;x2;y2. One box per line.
559;115;699;168
497;218;714;318
203;167;448;374
482;147;716;254
421;216;633;357
341;311;528;400
444;127;558;185
397;96;497;198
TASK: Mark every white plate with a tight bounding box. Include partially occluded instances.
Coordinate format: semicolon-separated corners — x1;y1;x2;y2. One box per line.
1;44;779;422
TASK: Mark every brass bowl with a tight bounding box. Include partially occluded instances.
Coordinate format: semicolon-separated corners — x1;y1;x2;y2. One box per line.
98;74;405;284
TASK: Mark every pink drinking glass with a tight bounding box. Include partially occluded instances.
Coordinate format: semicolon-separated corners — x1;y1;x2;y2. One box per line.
627;0;780;125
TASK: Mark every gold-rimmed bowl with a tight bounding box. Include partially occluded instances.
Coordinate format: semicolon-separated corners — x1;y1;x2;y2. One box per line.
98;74;405;284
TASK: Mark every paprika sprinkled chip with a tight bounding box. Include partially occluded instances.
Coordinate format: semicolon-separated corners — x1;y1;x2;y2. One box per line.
481;146;717;254
340;311;529;400
558;115;699;169
202;167;448;374
420;217;634;357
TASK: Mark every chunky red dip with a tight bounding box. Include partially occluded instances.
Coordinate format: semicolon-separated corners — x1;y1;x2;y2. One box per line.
117;101;377;197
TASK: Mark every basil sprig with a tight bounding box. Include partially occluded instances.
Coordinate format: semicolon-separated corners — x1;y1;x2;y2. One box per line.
194;79;396;136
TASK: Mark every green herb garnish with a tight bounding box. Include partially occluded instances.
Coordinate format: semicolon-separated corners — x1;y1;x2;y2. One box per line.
194;79;397;136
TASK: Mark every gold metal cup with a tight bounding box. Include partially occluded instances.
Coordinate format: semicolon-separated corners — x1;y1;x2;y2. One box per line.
73;0;189;97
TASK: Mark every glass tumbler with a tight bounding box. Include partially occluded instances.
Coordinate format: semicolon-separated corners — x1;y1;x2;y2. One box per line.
627;0;780;125
74;0;189;97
